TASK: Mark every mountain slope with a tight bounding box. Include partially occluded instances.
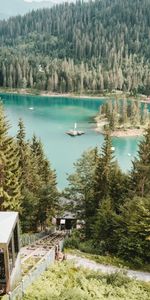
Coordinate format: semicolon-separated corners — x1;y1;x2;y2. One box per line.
0;0;150;95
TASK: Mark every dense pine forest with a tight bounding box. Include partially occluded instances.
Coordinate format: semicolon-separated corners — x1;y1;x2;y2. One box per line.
97;99;150;132
0;0;150;270
0;100;150;266
65;130;150;267
0;0;150;94
0;102;59;232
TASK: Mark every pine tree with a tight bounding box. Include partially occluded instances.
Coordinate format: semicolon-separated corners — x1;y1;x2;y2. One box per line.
122;98;128;126
93;132;115;207
93;198;119;254
31;135;59;229
131;125;150;197
65;148;99;237
117;196;150;263
17;119;27;188
0;102;22;211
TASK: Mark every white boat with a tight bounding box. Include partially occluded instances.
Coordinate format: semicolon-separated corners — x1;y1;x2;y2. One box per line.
77;130;85;136
66;123;85;136
111;147;115;151
29;107;34;110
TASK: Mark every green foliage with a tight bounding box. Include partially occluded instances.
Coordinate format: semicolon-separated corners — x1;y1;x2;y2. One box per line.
64;230;83;250
0;102;59;232
0;0;150;94
22;257;40;276
66;128;150;266
116;196;150;264
93;198;120;254
23;261;150;300
65;148;98;237
98;99;150;131
0;101;22;211
66;249;126;268
93;133;117;205
64;236;80;250
131;126;150;197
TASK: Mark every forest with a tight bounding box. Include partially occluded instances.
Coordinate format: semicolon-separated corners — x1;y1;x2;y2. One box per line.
0;101;59;232
0;99;150;267
0;0;150;94
96;99;150;132
64;128;150;267
0;0;150;271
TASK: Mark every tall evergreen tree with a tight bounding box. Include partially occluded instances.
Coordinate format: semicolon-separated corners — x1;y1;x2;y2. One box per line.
65;148;99;237
0;102;22;211
93;132;115;207
131;125;150;197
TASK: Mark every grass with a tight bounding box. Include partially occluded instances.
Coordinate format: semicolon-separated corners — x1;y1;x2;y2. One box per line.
23;261;150;300
65;248;150;273
22;257;41;276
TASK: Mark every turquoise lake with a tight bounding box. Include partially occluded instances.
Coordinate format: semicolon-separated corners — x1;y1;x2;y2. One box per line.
1;93;141;190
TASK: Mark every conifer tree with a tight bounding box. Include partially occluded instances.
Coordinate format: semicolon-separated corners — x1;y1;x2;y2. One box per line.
93;198;119;254
116;196;150;263
93;132;115;207
131;125;150;197
0;102;22;211
122;98;128;126
17;118;27;189
65;148;99;237
31;134;59;229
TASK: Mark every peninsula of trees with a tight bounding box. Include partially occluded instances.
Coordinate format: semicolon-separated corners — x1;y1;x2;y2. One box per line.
0;0;150;95
95;99;150;136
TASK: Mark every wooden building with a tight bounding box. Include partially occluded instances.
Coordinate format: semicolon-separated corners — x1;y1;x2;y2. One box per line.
0;212;21;295
56;212;77;231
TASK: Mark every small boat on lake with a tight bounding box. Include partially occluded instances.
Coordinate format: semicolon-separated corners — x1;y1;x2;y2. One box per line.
111;147;115;151
77;130;85;136
66;123;85;137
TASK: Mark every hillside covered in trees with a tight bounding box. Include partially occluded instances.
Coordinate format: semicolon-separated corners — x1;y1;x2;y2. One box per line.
65;129;150;267
0;0;150;94
0;99;150;267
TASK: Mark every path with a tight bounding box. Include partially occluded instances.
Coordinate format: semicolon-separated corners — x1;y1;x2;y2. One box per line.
67;254;150;282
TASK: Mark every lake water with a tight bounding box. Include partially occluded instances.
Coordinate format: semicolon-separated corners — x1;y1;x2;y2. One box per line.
0;93;141;190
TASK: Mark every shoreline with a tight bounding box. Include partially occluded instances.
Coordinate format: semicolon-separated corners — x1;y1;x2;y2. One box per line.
0;88;148;137
0;88;149;102
0;88;106;100
94;117;145;137
95;127;144;137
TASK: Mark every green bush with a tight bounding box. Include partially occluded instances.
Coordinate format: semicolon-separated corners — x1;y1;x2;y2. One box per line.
64;236;80;249
23;261;150;300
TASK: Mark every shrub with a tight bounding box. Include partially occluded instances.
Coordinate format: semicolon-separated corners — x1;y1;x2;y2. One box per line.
23;261;150;300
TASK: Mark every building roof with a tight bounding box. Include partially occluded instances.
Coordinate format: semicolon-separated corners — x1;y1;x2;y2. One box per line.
56;211;76;220
0;212;18;245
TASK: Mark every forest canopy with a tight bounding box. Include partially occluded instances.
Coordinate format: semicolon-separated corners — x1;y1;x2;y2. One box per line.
0;0;150;94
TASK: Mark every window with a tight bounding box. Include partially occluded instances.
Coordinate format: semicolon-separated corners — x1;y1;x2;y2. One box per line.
0;249;6;284
8;239;13;273
14;223;19;257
